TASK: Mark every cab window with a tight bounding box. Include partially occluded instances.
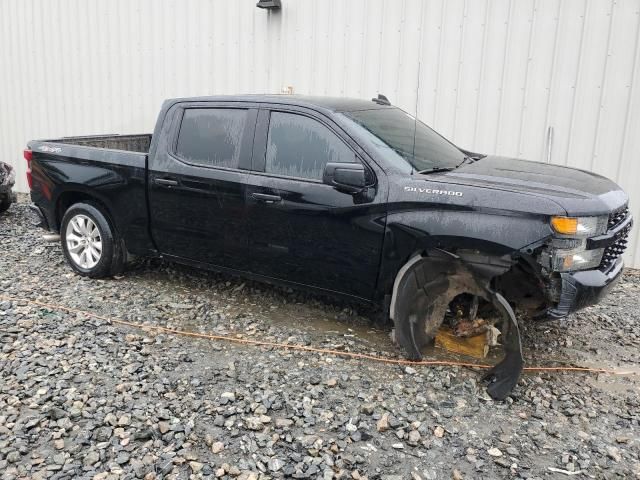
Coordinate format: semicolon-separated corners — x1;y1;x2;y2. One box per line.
265;112;354;180
176;108;247;169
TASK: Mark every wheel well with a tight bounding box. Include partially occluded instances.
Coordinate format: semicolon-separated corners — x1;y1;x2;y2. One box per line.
388;249;519;320
387;249;547;325
56;192;116;234
492;256;548;315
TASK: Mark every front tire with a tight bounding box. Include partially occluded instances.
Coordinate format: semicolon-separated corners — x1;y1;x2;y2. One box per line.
60;202;123;278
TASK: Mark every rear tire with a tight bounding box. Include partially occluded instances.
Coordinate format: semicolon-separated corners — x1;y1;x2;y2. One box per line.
0;195;11;213
60;202;123;278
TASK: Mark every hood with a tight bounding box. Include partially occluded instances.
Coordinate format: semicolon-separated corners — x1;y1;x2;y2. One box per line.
441;155;628;216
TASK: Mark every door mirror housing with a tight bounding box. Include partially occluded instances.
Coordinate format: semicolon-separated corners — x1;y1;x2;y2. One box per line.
323;162;366;193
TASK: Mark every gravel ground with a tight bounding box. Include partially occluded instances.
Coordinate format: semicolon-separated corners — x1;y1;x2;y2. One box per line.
1;199;639;480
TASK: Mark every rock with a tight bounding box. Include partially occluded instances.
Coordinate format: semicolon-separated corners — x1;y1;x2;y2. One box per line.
607;446;622;462
158;421;170;434
130;458;147;478
268;458;284;472
118;414;131;426
211;441;225;453
132;429;155;441
116;451;130;465
487;448;503;457
156;459;173;476
245;417;265;431
388;415;401;428
48;407;67;420
93;426;113;442
220;392;236;404
433;426;445;438
83;451;100;467
408;430;421;445
377;412;390;432
360;404;375;415
6;451;20;463
104;413;118;426
190;461;204;473
275;418;294;428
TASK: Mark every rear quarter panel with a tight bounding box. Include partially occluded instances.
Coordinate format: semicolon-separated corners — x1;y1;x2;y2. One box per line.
28;141;154;255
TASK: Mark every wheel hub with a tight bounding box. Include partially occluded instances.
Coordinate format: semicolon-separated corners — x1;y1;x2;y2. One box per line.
65;214;103;269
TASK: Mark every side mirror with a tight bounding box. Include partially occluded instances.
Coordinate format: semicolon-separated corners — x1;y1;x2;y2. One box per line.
323;162;366;193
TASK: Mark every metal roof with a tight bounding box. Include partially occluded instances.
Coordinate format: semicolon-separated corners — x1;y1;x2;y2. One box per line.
169;95;392;113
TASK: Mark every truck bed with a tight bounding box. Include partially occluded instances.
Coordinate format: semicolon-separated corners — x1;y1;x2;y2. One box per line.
28;133;153;256
44;134;152;153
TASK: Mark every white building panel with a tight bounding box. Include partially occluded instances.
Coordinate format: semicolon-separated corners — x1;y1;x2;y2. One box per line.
1;0;639;265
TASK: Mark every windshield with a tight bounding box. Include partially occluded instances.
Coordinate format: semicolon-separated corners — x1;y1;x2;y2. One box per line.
342;108;466;172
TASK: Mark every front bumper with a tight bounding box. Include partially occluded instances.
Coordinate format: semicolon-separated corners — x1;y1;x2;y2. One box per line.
547;257;624;319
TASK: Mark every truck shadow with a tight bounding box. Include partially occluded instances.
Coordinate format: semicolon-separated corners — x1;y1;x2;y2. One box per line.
122;257;534;366
123;257;640;386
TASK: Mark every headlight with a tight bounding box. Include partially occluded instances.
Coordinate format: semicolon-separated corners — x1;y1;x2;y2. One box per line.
551;245;604;272
550;216;607;237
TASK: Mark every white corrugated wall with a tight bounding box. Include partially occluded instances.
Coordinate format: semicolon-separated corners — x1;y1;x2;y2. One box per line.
1;0;639;266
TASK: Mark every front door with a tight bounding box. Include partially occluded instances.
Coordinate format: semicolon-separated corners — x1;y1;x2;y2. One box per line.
245;108;386;300
148;104;257;271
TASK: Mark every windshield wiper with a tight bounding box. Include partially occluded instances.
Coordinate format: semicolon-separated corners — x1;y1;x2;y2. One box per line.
416;156;476;175
415;166;456;175
456;156;475;168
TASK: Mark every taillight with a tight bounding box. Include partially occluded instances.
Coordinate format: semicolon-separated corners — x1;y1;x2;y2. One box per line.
24;149;33;189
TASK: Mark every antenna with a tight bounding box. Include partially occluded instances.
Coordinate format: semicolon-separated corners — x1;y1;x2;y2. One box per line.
412;61;422;165
371;94;391;106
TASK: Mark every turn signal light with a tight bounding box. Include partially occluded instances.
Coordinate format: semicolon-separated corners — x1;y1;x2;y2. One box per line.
551;216;578;235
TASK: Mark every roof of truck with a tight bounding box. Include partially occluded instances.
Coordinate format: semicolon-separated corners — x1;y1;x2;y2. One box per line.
167;95;392;113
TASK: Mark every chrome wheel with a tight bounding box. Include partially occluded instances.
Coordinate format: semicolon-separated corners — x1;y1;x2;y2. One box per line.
65;214;102;269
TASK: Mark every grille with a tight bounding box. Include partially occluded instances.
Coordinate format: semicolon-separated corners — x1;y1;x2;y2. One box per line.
608;206;629;229
600;223;631;269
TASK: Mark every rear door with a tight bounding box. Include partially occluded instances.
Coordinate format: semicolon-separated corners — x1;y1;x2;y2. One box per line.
148;101;257;271
244;107;387;300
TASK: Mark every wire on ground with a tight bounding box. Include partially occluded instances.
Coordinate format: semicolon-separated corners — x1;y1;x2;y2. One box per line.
0;295;636;377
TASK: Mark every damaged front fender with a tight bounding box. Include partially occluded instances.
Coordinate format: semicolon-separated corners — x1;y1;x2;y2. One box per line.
390;250;524;400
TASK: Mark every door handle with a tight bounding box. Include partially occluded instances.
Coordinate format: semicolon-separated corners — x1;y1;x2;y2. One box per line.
251;192;282;203
154;178;179;187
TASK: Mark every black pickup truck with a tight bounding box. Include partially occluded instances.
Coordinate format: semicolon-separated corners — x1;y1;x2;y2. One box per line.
27;95;632;399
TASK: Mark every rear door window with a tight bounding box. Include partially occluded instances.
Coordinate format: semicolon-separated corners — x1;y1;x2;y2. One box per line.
176;108;247;169
265;112;354;180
